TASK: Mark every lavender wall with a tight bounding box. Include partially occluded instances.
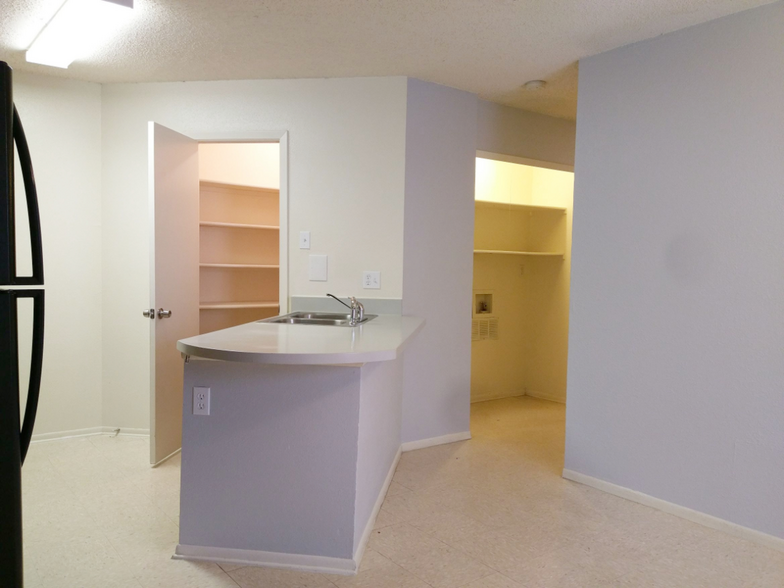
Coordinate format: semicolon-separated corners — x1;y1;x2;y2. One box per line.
353;358;403;552
566;1;784;539
476;100;576;168
401;79;478;443
180;361;360;558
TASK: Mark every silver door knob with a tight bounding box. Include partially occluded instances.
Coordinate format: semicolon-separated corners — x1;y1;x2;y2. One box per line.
157;308;172;319
142;308;155;319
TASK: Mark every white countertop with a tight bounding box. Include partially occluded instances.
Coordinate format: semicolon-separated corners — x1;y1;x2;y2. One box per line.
176;314;425;365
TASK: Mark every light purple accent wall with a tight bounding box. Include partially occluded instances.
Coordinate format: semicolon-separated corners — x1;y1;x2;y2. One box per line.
566;1;784;539
353;357;403;551
401;79;478;443
180;361;360;558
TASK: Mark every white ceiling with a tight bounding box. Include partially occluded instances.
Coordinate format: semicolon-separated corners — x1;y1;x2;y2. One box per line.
0;0;776;119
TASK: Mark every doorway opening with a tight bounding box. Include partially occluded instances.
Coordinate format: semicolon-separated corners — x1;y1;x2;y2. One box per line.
148;126;288;466
470;152;574;461
197;142;282;333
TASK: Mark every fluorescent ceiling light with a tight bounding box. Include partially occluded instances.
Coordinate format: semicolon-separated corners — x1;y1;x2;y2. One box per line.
26;0;134;69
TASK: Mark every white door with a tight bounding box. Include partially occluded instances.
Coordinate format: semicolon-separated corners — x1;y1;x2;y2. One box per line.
148;122;200;465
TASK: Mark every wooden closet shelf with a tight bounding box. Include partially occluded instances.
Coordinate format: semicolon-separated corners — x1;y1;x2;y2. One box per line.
474;250;564;257
200;263;279;269
475;200;566;214
199;302;280;310
199;180;279;195
199;221;279;230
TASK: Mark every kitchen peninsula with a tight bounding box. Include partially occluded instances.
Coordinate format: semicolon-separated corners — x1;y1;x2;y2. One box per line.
173;314;424;574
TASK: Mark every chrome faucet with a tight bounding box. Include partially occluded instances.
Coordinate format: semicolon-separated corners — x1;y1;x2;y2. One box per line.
326;294;365;326
348;296;364;326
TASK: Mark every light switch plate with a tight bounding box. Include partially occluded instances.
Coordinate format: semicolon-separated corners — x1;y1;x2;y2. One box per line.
309;255;328;281
362;271;381;289
299;231;311;250
193;387;210;416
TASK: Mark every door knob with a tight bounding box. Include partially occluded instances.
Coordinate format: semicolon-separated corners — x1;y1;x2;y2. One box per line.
142;308;155;319
157;308;172;319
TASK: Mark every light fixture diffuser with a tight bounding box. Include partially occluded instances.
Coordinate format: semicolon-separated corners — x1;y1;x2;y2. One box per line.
26;0;134;69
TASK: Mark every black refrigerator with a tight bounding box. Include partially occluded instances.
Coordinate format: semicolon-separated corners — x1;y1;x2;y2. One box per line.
0;60;45;588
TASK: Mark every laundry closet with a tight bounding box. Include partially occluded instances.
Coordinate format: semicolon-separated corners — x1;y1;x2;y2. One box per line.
471;156;574;404
197;143;281;334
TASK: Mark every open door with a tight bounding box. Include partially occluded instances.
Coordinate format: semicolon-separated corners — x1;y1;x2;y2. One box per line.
148;123;199;465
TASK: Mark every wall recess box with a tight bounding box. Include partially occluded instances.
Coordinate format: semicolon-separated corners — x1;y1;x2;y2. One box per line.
474;292;493;315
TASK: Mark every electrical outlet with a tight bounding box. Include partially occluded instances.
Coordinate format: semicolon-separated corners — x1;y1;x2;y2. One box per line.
362;271;381;289
193;387;210;416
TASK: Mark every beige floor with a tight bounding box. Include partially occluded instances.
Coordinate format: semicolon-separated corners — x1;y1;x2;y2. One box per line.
22;397;784;587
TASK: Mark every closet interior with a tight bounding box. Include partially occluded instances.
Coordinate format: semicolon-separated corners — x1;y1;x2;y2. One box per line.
471;156;574;404
198;143;281;334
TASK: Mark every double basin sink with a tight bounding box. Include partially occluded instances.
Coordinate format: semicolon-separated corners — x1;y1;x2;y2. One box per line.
261;311;378;327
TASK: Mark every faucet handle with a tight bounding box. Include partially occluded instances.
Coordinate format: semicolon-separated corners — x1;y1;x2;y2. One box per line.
349;297;364;323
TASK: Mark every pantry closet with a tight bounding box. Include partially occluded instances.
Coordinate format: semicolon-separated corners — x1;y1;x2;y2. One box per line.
197;143;281;334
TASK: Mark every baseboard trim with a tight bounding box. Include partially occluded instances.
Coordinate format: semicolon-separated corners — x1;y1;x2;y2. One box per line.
562;469;784;553
153;448;181;468
353;447;401;568
173;544;357;576
525;390;565;404
31;426;150;443
470;391;525;404
401;431;471;452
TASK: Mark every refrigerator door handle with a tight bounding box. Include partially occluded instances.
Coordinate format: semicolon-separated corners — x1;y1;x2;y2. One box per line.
18;289;44;465
12;105;44;286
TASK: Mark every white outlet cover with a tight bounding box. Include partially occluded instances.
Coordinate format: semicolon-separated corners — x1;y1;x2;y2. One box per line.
193;387;210;416
299;231;311;250
363;271;381;289
309;255;328;281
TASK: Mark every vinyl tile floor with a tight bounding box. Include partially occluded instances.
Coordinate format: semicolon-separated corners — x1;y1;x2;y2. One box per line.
21;397;784;587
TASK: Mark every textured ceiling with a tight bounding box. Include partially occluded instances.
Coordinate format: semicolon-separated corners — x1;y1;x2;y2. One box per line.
0;0;777;119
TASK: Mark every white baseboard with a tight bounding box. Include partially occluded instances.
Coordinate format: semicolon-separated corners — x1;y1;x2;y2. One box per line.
401;431;471;452
174;544;357;576
31;426;150;443
525;390;566;404
470;391;525;404
353;448;402;568
153;448;181;468
562;469;784;553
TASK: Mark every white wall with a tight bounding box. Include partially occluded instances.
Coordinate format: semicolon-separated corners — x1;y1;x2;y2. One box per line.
401;79;478;443
476;100;576;168
198;143;279;189
101;77;408;430
13;72;104;437
566;1;784;540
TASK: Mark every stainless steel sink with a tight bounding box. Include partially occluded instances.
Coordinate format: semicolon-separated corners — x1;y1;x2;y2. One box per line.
260;312;378;327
